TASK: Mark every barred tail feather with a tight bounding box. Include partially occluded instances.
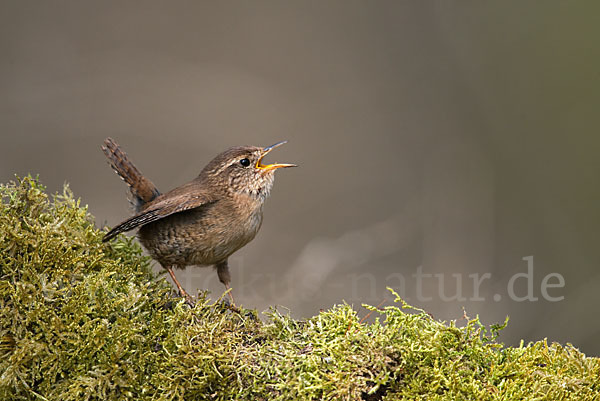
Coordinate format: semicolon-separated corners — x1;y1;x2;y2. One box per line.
102;137;160;211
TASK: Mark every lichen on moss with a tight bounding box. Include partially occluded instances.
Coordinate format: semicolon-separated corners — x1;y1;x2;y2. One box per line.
1;176;599;400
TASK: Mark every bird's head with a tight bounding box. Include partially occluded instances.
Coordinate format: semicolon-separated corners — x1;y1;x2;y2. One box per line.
201;141;296;200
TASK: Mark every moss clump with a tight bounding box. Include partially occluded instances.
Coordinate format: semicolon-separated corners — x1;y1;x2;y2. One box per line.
1;176;599;400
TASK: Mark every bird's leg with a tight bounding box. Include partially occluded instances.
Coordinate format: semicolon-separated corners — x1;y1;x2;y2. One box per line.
216;260;235;305
164;264;193;305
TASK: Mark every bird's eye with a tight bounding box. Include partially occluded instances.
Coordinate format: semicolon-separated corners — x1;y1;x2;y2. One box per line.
239;158;251;167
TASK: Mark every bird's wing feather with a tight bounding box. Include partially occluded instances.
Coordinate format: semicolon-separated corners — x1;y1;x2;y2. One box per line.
103;189;216;242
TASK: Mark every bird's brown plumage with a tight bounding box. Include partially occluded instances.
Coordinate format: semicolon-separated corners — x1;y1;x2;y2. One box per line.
101;138;295;303
102;138;160;210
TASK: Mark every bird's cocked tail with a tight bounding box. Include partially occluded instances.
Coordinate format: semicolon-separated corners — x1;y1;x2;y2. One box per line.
102;137;160;215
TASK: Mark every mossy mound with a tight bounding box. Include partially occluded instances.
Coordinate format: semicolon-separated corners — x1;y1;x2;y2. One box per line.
1;176;599;400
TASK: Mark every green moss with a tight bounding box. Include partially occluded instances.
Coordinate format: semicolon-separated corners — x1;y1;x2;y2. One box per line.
1;176;598;400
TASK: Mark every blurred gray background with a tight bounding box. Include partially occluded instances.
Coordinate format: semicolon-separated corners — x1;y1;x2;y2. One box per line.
2;1;599;354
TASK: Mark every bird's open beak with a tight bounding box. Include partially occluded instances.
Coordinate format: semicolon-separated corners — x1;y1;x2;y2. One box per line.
256;140;297;170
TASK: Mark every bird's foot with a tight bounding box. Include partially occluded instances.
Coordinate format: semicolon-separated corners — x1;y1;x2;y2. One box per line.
180;290;195;307
165;265;195;306
219;294;243;314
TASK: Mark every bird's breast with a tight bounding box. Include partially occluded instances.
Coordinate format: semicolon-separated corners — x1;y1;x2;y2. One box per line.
138;196;264;266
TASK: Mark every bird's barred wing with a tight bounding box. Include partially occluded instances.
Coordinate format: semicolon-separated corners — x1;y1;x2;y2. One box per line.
102;191;216;242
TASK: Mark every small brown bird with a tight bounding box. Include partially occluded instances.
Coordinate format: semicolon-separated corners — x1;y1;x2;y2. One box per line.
101;138;296;303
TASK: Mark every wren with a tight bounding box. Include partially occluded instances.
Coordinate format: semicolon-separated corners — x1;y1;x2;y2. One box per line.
101;138;296;303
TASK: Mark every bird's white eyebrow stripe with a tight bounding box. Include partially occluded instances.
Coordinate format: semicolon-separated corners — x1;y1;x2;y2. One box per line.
212;155;250;176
